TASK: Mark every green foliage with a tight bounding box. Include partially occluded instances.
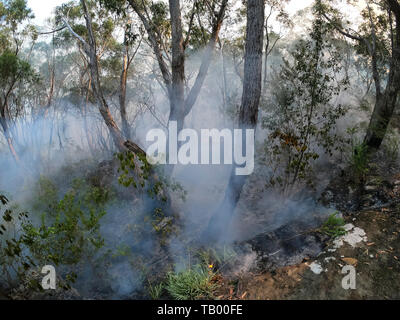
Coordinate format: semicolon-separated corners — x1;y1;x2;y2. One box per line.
166;265;217;300
0;49;39;124
25;177;110;266
354;4;392;76
111;244;131;258
117;151;154;191
321;213;346;238
56;1;115;42
147;280;164;300
0;175;112;291
351;143;369;181
345;127;370;182
2;0;34;27
0;0;34;41
116;151;186;202
0;0;36;54
150;2;170;32
98;0;127;17
261;3;348;192
0;50;38;89
0;194;37;289
116;151;184;243
197;246;237;271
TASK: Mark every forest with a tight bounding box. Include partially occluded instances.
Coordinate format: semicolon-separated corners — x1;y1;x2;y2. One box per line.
0;0;400;300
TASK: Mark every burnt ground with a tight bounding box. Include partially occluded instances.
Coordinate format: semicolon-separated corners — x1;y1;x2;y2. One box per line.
215;168;400;300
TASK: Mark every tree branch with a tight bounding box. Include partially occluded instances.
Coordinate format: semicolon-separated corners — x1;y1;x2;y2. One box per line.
184;0;228;116
61;17;90;54
128;0;172;95
367;2;382;97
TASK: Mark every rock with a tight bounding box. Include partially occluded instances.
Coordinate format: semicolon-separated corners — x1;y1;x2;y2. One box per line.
353;227;366;237
343;223;355;232
333;225;367;249
309;262;324;274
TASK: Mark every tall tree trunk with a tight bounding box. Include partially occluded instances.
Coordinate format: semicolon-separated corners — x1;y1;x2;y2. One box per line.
82;0;126;152
0;116;20;164
120;48;131;140
363;1;400;151
168;0;186;133
83;78;96;156
364;85;400;151
129;0;228;131
183;0;228;118
0;100;20;164
203;0;265;243
324;0;400;154
65;0;145;154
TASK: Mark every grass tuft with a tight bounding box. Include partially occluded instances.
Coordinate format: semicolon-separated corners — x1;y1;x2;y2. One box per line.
321;213;346;238
166;265;217;300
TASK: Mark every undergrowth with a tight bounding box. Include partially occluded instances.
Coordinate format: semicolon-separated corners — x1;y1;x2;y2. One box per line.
165;265;217;300
321;213;346;238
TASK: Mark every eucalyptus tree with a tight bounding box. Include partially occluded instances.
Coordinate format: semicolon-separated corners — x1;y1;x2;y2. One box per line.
103;0;229;134
204;0;265;241
57;0;144;153
0;0;38;163
262;0;291;93
322;0;400;153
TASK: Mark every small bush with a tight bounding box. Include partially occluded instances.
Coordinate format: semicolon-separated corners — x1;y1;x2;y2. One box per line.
345;127;369;183
351;143;369;181
197;246;237;270
166;266;217;300
0;194;37;289
321;213;346;238
26;178;110;266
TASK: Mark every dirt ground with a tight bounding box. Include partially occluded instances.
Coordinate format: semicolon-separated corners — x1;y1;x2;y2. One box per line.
216;175;400;300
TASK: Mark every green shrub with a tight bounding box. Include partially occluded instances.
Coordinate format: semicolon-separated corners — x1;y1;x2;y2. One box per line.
116;151;185;242
0;174;113;291
25;177;110;266
345;127;369;183
116;151;186;202
321;213;346;238
351;143;369;180
0;194;37;289
166;265;217;300
197;246;237;270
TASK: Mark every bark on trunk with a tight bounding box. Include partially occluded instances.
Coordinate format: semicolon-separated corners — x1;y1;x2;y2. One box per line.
0;115;20;164
363;18;400;151
363;0;400;152
183;0;228;117
203;0;265;243
168;0;186;132
364;87;400;151
120;49;131;140
128;0;228;131
0;100;20;164
75;0;144;154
